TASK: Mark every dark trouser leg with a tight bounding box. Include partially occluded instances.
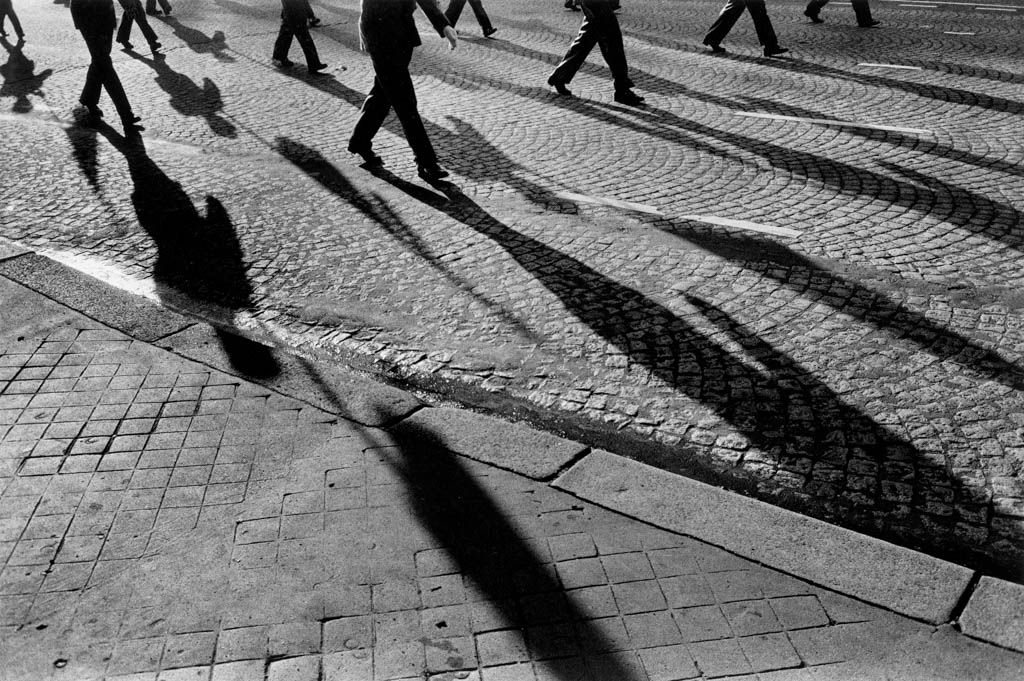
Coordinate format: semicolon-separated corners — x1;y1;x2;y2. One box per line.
5;8;24;37
581;2;631;91
116;11;133;43
366;48;438;166
81;31;134;123
806;0;827;14
468;0;493;32
745;0;779;48
292;24;321;67
272;22;293;61
135;11;159;45
550;13;599;84
703;0;745;46
852;0;873;24
350;76;391;152
444;0;465;27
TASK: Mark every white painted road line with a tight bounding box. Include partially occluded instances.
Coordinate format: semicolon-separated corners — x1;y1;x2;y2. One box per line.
857;62;924;71
554;191;665;216
976;6;1018;10
944;30;978;34
678;215;802;238
882;0;1020;7
735;111;933;136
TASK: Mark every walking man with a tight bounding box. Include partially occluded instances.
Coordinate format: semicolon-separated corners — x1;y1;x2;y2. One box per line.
348;0;458;182
804;0;879;27
0;0;24;40
272;0;328;74
116;0;162;53
547;0;644;106
445;0;496;37
70;0;143;133
703;0;788;57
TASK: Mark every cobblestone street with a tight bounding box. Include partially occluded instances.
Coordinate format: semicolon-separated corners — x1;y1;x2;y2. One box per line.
1;0;1022;609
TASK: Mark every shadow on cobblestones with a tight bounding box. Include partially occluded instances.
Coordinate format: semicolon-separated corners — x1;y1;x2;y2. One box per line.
157;16;234;62
63;124;276;375
365;416;644;680
274;136;542;343
129;52;237;138
758;57;1024;117
0;37;53;114
653;223;1024;391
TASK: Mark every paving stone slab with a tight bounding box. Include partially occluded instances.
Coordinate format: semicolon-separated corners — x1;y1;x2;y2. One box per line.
959;576;1024;653
0;254;192;343
396;407;588;480
554;450;975;625
0;236;30;262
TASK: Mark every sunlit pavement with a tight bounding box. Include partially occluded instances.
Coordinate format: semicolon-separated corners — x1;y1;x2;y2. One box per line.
1;1;1023;676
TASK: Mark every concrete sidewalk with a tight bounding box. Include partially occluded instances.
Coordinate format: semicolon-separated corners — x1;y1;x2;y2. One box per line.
2;246;1023;680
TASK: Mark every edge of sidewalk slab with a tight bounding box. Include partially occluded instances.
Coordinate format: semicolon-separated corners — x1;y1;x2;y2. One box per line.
1;241;1021;654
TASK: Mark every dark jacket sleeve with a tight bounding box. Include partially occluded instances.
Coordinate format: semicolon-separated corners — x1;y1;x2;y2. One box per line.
415;0;451;37
70;0;117;34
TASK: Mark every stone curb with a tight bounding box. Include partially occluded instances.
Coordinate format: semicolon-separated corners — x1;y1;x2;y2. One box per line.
1;246;1021;654
552;450;975;624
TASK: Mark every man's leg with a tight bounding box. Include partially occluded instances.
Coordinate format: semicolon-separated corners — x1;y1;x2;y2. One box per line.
852;0;876;26
582;1;631;91
82;31;135;123
550;13;599;85
369;49;438;168
444;0;465;27
745;0;780;48
350;76;392;155
804;0;827;22
703;0;745;47
116;10;133;45
272;22;294;62
468;0;494;33
292;24;324;69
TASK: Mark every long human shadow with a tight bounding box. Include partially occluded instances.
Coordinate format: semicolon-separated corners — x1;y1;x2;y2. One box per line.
157;16;234;61
653;221;1024;391
273;136;542;343
128;52;237;137
370;173;999;565
465;35;1024;181
359;414;645;680
63;120;277;377
0;37;53;113
447;68;1024;255
373;172;919;465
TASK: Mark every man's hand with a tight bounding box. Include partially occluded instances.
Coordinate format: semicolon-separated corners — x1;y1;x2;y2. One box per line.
443;25;458;51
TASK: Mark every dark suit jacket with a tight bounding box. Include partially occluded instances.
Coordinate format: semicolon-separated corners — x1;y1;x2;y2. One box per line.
70;0;117;34
359;0;450;53
281;0;313;25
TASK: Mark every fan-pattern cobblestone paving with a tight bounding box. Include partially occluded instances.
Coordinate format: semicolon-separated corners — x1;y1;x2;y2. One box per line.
1;0;1022;580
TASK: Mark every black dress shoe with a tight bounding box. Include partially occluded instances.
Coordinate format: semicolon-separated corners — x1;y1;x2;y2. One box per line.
417;164;450;182
804;8;823;23
702;40;725;53
309;16;321;27
150;40;161;51
79;101;104;118
547;75;571;96
483;26;497;38
614;89;645;106
117;39;133;50
348;144;384;167
308;63;329;74
859;20;881;27
763;46;789;57
275;57;294;68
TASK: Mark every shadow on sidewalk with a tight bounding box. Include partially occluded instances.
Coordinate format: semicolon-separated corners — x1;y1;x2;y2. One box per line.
63;121;277;377
356;411;646;679
158;16;234;61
